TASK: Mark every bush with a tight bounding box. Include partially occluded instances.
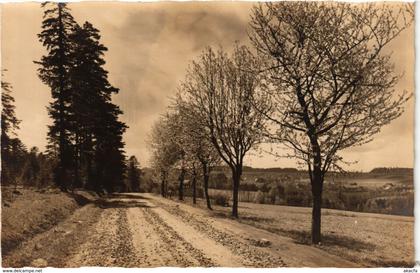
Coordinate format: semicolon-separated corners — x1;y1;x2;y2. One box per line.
196;187;204;198
390;195;414;216
241;182;258;192
268;183;285;204
364;194;414;216
268;187;277;204
323;196;345;210
213;193;230;207
254;190;266;204
256;182;270;193
343;192;370;211
209;172;229;189
277;184;285;197
286;194;305;206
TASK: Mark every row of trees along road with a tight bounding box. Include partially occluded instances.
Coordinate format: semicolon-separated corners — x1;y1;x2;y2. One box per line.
35;3;127;192
150;2;413;244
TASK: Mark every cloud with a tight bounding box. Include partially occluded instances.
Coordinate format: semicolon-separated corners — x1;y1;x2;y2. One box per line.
2;2;414;170
97;2;254;165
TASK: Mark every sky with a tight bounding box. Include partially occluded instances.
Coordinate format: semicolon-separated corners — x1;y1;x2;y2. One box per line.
1;2;414;171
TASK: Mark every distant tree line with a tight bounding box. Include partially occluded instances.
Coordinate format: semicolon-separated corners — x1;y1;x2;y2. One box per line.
149;2;413;244
370;167;413;174
1;75;55;188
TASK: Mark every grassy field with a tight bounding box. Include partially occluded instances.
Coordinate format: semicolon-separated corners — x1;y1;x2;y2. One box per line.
177;196;414;267
204;169;414;216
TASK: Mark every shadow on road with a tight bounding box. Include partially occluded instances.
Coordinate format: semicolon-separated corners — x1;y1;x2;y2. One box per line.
108;193;151;200
95;199;153;209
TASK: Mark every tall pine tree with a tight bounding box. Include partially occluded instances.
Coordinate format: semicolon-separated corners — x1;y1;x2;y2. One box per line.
94;100;127;193
35;2;77;191
68;22;107;189
69;22;127;192
36;4;127;192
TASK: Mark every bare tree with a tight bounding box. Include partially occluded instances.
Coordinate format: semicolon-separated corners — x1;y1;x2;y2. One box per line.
174;96;221;209
249;2;413;243
184;154;201;205
164;110;188;201
181;44;269;217
148;116;179;197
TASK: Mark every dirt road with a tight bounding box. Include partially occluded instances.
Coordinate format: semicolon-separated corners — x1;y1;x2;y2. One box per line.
2;193;357;268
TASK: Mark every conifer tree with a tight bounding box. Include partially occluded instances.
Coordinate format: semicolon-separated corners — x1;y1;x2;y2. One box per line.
1;77;24;185
127;156;142;192
69;22;128;192
36;4;127;192
35;2;77;191
68;22;113;189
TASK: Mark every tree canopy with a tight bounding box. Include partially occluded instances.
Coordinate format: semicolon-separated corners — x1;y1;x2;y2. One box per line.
249;2;413;243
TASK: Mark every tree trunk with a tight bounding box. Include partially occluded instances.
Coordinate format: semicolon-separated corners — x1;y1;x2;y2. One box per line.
161;180;165;197
307;132;324;244
138;171;141;193
73;133;81;189
203;174;212;209
179;179;184;200
202;163;212;210
84;133;93;190
93;163;103;194
166;178;169;198
161;173;166;197
231;166;242;218
178;168;185;201
57;4;67;192
192;174;197;204
311;168;323;244
86;155;92;189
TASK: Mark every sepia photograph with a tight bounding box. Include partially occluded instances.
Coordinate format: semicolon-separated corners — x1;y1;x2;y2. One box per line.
0;1;415;269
